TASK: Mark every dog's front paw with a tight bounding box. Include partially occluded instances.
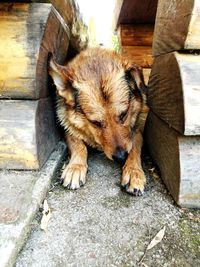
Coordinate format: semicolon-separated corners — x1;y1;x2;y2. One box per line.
61;163;87;190
121;167;146;196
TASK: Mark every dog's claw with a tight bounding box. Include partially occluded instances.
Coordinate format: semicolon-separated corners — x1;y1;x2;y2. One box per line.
79;181;84;187
61;163;87;190
121;184;143;196
60;177;64;185
121;168;146;197
133;188;143;196
66;182;72;190
123;184;129;191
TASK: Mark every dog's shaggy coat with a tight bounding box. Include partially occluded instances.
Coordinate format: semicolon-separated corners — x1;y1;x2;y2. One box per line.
49;48;146;195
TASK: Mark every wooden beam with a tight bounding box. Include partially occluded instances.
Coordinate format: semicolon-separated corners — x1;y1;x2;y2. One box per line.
145;111;200;208
119;24;154;46
115;0;158;28
122;46;153;68
0;98;59;170
112;0;123;31
153;0;200;56
51;0;88;52
0;3;69;100
0;1;49;2
148;51;200;135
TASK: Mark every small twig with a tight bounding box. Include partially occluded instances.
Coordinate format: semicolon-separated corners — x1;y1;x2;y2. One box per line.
138;247;148;265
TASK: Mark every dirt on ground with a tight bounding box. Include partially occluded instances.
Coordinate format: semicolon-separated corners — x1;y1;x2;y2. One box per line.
16;148;200;267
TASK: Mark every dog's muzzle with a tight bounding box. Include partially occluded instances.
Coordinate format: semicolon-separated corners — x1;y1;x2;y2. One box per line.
112;146;128;163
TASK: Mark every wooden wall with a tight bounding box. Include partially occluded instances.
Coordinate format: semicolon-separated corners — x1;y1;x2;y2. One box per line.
145;0;200;207
114;0;158;85
115;0;200;207
0;1;88;170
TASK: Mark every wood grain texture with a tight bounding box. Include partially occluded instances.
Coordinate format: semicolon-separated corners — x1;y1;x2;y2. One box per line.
153;0;200;56
148;51;200;135
51;0;88;52
0;98;59;170
122;46;153;68
119;24;154;46
145;111;200;208
0;3;69;100
115;0;158;27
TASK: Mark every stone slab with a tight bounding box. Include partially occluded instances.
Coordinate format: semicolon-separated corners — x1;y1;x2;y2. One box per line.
0;142;66;267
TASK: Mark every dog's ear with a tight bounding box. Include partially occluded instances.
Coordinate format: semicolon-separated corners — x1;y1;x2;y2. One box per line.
123;62;147;97
48;57;76;107
48;57;69;91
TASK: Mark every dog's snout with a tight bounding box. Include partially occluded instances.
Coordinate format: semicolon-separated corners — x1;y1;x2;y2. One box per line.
112;147;128;163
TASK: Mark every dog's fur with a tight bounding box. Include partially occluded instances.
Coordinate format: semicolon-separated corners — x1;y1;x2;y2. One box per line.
49;47;146;195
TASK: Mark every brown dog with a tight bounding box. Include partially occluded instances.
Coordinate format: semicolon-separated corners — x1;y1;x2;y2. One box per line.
49;47;146;196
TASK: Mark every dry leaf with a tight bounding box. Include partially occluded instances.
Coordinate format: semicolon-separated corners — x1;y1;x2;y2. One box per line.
138;226;166;265
40;199;51;232
147;226;166;250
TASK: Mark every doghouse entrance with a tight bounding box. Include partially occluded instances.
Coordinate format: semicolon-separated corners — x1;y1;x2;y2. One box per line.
0;0;199;208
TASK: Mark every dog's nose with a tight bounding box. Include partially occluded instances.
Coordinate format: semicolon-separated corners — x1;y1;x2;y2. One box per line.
112;147;128;163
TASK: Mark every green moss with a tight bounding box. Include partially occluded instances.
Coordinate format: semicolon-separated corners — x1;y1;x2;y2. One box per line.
178;219;200;255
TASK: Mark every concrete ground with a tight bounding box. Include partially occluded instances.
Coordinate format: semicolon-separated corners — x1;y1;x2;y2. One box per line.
15;148;200;267
0;142;66;267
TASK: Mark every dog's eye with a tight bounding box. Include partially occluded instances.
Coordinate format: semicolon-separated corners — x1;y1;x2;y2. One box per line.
91;120;103;128
119;111;127;123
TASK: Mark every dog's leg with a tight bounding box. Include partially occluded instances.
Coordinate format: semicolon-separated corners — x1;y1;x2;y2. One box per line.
121;130;146;196
62;134;88;189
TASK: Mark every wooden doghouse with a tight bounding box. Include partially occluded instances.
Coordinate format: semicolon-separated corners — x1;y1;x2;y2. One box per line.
113;0;158;84
0;1;88;170
145;0;200;208
114;0;200;208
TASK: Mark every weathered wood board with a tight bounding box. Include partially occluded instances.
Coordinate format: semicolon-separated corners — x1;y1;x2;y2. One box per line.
153;0;200;56
0;99;59;170
122;46;153;68
145;111;200;208
51;0;88;52
148;51;200;135
119;24;154;46
0;3;69;99
113;0;158;29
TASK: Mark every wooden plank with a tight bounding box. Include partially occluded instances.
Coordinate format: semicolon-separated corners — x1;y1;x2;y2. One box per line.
0;98;59;170
0;3;69;100
112;0;123;31
144;111;200;208
0;1;49;2
148;51;200;135
51;0;88;52
122;46;153;68
115;0;158;28
119;24;154;46
153;0;200;56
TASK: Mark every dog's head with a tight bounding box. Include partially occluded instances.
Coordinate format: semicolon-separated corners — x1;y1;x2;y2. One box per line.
49;48;146;162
